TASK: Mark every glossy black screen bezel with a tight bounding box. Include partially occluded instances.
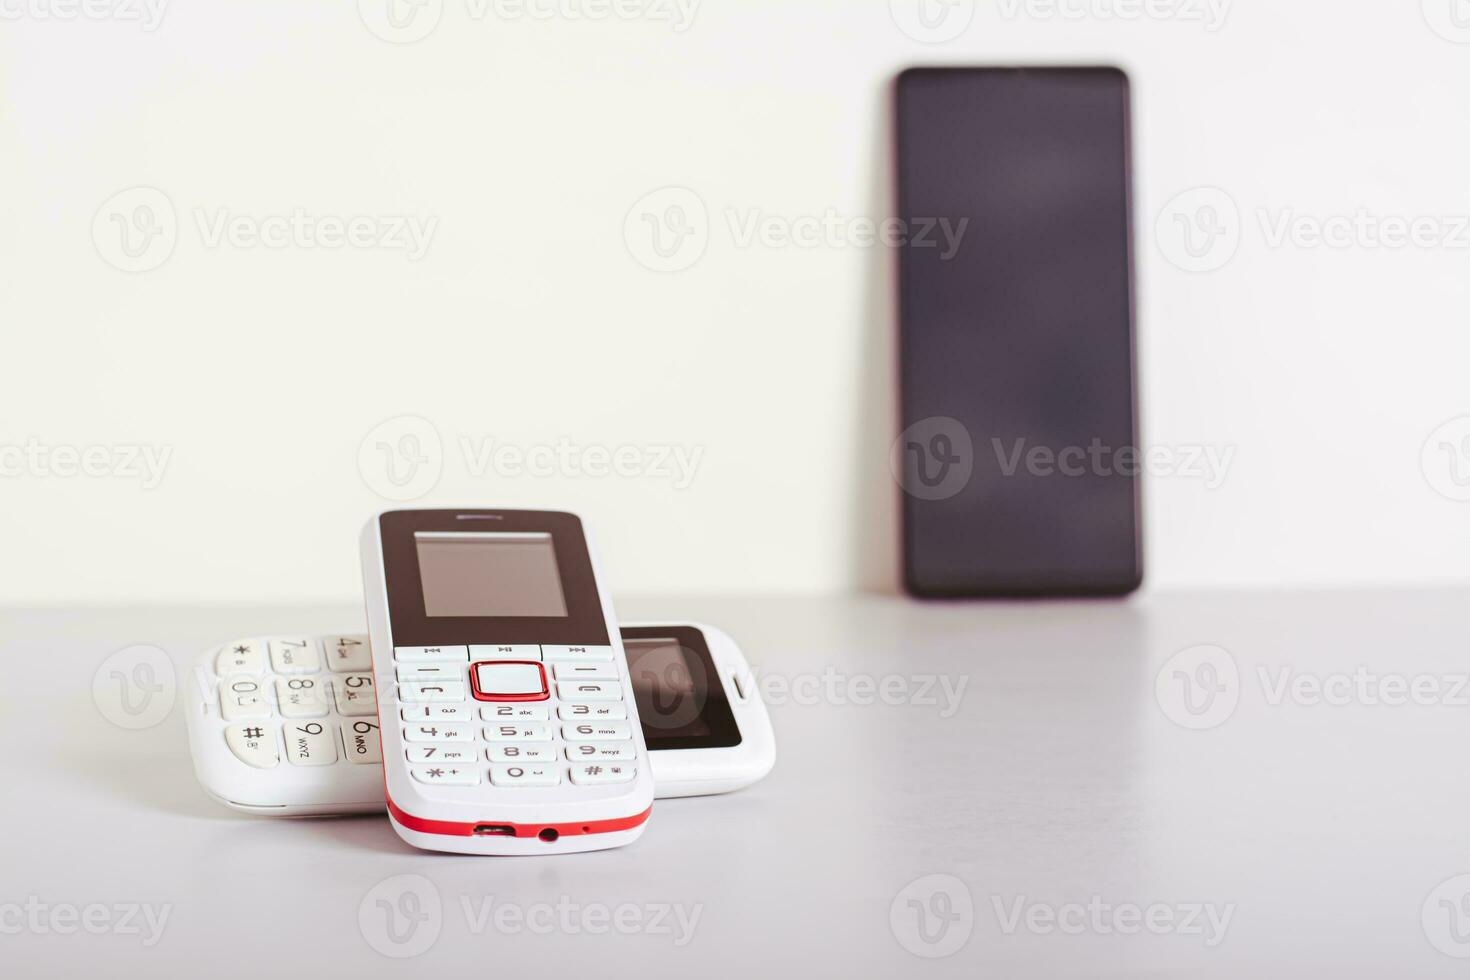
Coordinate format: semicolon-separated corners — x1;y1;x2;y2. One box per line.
620;625;742;750
380;510;610;648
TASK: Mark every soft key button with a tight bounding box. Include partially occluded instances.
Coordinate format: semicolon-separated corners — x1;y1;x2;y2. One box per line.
269;638;321;674
215;640;265;677
470;661;548;702
469;644;541;661
542;645;614;662
552;663;618;682
395;646;468;663
225;723;279;768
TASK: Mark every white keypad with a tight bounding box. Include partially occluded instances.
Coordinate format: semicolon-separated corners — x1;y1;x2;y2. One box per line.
325;636;372;673
570;763;636;785
404;723;474;743
413;765;480;786
543;645;615;662
213;635;385;776
395;645;469;663
553;662;618;681
480;704;549;721
557;681;623;702
490;764;560;787
342;719;383;764
284;721;338;766
216;640;265;677
333;674;377;716
270;638;321;674
224;723;279;768
559;702;627;721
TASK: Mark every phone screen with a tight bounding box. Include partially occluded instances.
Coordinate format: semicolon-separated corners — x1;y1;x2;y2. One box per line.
895;67;1141;596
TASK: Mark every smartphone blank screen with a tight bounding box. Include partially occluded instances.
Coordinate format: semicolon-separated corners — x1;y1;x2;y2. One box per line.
896;67;1141;596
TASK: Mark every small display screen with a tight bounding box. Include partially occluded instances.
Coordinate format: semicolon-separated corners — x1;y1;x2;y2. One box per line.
625;638;713;740
414;532;569;618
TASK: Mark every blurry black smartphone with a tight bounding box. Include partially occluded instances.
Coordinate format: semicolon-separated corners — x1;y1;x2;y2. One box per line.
895;67;1141;597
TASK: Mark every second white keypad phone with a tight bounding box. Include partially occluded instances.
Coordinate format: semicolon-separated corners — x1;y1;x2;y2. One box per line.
361;509;655;855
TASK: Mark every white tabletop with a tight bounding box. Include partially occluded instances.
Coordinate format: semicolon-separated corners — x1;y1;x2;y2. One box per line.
5;591;1469;977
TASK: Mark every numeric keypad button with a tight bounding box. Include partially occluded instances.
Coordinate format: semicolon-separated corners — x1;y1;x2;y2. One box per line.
556;681;622;702
570;763;635;785
275;676;330;718
412;765;479;786
552;662;618;681
343;720;382;764
334;673;378;716
284;721;338;766
563;721;632;741
404;723;473;743
215;640;265;676
487;744;556;763
269;638;321;674
480;704;549;722
566;743;636;762
225;723;279;768
402;704;470;723
407;745;475;764
395;645;469;663
325;635;372;673
220;678;271;720
490;764;560;787
483;723;552;742
559;703;627;721
543;645;614;662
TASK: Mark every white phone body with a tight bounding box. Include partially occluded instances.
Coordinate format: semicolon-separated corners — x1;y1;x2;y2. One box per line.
362;509;654;855
186;624;775;816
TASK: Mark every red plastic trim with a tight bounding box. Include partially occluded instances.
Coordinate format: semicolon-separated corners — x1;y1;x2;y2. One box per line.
386;794;652;839
470;660;549;702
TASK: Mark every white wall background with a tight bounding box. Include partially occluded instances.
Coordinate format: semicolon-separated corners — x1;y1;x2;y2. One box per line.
1;0;1468;602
